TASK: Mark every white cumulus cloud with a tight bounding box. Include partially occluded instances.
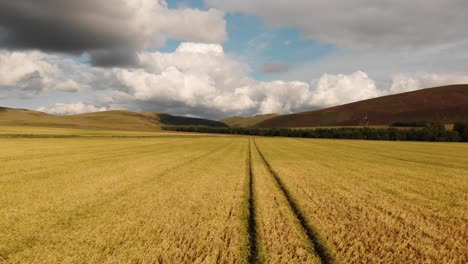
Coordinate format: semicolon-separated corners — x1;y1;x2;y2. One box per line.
37;102;108;116
114;44;394;117
0;51;88;95
3;43;467;119
0;51;58;87
52;80;88;93
115;42;315;117
391;73;468;94
311;71;382;107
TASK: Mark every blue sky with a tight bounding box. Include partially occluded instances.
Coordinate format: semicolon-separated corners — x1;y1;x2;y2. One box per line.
224;14;336;80
166;0;336;80
140;0;338;81
167;0;204;9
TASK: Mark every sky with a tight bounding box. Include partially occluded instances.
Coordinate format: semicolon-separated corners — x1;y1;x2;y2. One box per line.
0;0;467;119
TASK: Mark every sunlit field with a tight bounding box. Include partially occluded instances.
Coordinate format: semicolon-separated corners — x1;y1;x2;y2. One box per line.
1;128;467;263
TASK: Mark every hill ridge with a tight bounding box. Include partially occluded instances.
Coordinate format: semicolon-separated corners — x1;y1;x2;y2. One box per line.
221;113;279;128
0;109;226;131
256;84;468;128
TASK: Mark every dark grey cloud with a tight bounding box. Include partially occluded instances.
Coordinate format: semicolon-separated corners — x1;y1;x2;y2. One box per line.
0;0;137;66
260;61;291;74
89;49;138;68
206;0;468;50
0;0;227;67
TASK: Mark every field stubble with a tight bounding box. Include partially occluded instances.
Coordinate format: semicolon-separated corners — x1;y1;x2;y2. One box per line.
1;137;248;263
253;138;468;263
0;132;467;263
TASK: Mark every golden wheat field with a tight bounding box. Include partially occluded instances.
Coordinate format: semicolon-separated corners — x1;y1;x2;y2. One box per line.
0;127;467;263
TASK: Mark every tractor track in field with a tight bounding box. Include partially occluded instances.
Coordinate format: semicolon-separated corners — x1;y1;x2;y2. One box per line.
252;139;335;264
246;139;259;264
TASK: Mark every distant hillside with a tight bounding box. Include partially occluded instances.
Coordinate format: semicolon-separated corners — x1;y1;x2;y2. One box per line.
220;114;279;127
256;84;468;128
0;108;226;131
159;114;228;127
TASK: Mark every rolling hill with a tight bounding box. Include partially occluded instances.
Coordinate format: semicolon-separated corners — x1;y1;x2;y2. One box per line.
220;114;279;127
0;108;227;131
256;84;468;128
159;113;228;127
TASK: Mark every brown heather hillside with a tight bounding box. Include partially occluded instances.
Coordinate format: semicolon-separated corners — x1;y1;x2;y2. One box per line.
256;84;468;128
0;108;226;131
220;113;279;127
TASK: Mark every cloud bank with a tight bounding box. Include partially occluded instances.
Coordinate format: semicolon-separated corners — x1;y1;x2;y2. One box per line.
3;43;463;117
206;0;468;50
37;102;108;115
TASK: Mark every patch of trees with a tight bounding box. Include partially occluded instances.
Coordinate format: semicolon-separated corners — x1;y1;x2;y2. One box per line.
164;122;465;142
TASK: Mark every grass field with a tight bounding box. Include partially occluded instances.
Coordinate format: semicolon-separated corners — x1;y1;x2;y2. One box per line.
0;126;467;263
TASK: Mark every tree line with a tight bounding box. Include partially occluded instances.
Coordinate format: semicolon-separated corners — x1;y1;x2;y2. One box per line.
164;121;468;142
391;121;430;127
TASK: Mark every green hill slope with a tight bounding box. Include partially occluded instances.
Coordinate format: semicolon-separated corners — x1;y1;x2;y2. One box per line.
0;109;161;131
220;114;279;127
0;108;226;131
